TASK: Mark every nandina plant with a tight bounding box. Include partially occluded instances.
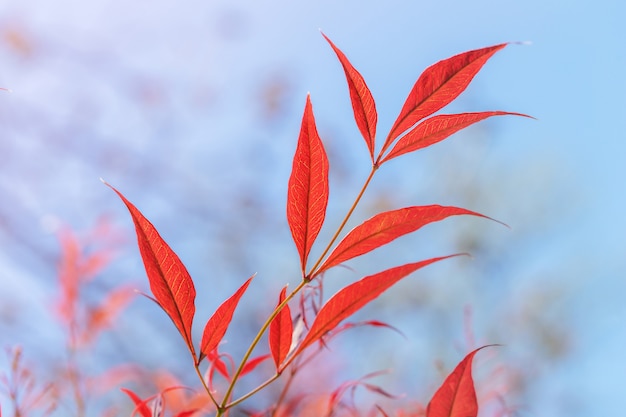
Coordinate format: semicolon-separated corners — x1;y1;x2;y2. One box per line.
105;33;530;417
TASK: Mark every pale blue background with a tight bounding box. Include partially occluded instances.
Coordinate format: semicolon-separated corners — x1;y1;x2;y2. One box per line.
0;1;624;416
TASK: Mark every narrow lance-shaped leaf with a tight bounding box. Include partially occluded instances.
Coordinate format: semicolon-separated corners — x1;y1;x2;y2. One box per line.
322;32;377;161
107;183;196;357
198;276;254;363
241;354;272;376
426;347;490;417
316;205;496;276
381;111;530;164
289;255;463;367
269;286;293;370
121;388;152;417
382;44;508;155
287;95;330;274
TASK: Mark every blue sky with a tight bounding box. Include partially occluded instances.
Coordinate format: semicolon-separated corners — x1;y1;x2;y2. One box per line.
0;1;624;416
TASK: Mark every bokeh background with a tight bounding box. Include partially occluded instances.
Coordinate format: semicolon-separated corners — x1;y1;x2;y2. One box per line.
0;1;624;416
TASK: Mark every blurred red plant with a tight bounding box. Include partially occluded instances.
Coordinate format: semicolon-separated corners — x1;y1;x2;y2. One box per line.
55;219;134;348
1;219;142;417
54;219;139;417
0;346;57;417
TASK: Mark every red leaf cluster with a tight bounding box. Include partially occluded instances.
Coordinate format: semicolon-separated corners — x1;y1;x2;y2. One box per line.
322;33;377;162
107;32;528;416
426;347;488;417
383;44;508;153
315;206;487;276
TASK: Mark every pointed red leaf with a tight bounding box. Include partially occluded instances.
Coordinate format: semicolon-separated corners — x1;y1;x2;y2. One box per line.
322;32;377;161
382;44;508;154
199;276;253;362
241;354;272;376
121;388;152;417
108;184;196;357
381;112;530;164
287;95;330;273
316;206;492;276
269;286;293;370
206;348;230;380
426;347;489;417
290;255;462;364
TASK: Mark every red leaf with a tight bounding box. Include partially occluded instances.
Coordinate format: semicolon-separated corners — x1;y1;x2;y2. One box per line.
241;354;272;376
426;347;490;417
316;206;492;276
269;286;294;370
121;388;152;417
291;255;462;363
287;95;330;273
206;349;230;380
199;276;253;363
322;32;377;161
108;184;196;357
381;112;530;164
382;44;508;154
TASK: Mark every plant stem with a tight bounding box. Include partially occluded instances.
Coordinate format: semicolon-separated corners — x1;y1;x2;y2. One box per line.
218;280;307;413
307;165;377;278
194;363;220;410
270;366;298;417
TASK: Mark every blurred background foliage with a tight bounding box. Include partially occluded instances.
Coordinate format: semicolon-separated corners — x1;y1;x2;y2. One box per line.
1;1;624;416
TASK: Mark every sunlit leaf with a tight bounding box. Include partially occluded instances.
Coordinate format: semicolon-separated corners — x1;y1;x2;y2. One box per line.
241;354;272;376
269;286;293;370
121;388;152;417
287;95;330;273
316;206;493;276
426;347;491;417
381;111;530;164
199;276;254;363
107;183;196;357
323;32;377;161
381;44;508;155
290;255;462;365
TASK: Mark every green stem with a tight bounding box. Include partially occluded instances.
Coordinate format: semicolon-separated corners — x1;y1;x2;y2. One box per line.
225;373;280;409
270;366;298;417
193;363;220;411
307;165;377;279
218;280;307;412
